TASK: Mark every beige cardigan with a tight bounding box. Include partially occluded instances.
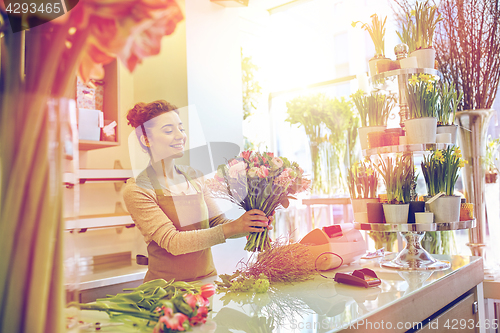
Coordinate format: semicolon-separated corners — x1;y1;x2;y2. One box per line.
123;166;234;256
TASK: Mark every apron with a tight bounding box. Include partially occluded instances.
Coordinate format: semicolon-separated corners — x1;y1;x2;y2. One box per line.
143;165;216;282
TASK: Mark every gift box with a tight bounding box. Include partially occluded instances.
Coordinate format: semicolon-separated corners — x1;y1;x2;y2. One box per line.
76;78;104;111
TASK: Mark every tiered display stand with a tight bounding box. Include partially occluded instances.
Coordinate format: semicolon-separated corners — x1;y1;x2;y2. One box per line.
357;144;476;271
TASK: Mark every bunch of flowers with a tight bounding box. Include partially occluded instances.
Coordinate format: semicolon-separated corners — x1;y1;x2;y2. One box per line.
421;146;467;196
373;154;413;204
350;90;396;127
206;151;310;252
406;73;440;119
347;160;378;199
152;284;215;333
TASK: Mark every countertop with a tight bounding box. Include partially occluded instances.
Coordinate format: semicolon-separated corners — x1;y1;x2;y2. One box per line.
73;254;484;332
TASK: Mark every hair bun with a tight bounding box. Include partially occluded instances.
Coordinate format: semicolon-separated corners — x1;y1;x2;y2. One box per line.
127;102;147;128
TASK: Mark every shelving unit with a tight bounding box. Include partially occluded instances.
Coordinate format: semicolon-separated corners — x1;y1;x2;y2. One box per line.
65;213;134;231
78;59;120;151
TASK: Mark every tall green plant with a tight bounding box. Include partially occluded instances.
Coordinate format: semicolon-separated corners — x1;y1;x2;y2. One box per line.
373;154;413;204
347;160;378;199
421;146;466;196
352;14;387;57
351;90;396;127
406;74;439;118
242;52;262;121
414;0;442;49
437;82;463;125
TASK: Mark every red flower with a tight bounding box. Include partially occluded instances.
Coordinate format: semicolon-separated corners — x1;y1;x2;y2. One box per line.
189;306;209;326
184;294;197;310
266;152;274;157
200;284;216;299
257;166;269;178
240;150;252;160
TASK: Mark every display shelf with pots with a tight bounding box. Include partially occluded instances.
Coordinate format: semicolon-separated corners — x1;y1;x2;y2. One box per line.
362;143;450;156
354;220;475;270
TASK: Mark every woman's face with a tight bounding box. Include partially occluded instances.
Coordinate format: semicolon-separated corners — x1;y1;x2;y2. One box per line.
142;111;187;162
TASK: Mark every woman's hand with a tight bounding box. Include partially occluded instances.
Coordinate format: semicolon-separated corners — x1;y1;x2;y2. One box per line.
222;209;272;239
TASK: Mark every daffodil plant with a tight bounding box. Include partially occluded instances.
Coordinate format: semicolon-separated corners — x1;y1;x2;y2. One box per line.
421;146;467;196
350;90;396;127
406;73;440;119
485;135;500;174
352;14;387;57
347;160;378;199
437;83;463;125
373;154;413;204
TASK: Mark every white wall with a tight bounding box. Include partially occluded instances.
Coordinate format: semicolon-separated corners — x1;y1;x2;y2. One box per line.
185;1;243;147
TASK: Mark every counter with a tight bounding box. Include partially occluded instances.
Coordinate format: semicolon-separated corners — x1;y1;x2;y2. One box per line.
75;254;484;332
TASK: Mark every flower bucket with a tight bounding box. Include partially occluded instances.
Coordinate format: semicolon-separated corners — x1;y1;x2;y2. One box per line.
383;203;410;224
408;201;425;223
410;47;436;69
367;202;385;223
367;131;385;149
358;126;387;150
351;198;379;213
436;124;458;145
427;195;461;223
404;117;437;144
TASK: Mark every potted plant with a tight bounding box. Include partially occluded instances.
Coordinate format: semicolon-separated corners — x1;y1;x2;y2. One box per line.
373;154;413;223
485;136;500;184
395;1;442;68
436;82;463;144
404;73;439;144
286;94;329;195
348;160;379;222
421;146;467;222
351;90;396;150
352;14;390;76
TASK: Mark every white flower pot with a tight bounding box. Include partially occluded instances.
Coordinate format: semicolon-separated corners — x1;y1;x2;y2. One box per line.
427;195;461;223
436;124;458;145
351;198;379;213
357;126;387;150
383;203;410;224
404;117;437;144
410;48;436;69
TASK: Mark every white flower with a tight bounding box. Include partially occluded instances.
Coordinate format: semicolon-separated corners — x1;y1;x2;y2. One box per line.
271;157;283;170
228;161;247;178
248;167;259;178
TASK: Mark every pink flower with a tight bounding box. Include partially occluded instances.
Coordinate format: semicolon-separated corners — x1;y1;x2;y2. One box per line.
257;166;269;178
228;159;239;167
266;152;274;157
159;310;188;331
189;306;209;326
228;161;247;178
271;157;283;170
184;294;197;309
200;284;216;299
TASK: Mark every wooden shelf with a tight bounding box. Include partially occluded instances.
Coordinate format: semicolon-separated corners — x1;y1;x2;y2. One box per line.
79;169;133;182
78;59;120;151
79;140;119;151
65;212;134;231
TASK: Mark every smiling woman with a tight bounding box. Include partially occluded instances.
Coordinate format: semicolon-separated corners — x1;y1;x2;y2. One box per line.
123;100;273;282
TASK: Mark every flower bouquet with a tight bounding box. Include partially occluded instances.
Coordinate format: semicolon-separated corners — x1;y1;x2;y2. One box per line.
73;279;216;333
206;151;310;252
